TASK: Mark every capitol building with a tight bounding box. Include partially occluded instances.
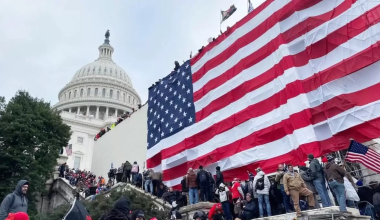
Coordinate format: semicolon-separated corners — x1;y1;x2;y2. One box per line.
53;31;141;171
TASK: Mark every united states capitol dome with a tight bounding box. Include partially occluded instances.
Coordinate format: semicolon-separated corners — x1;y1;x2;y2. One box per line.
53;30;141;120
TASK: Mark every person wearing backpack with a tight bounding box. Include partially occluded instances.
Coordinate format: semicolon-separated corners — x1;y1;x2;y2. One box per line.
307;154;332;207
252;168;271;218
215;183;232;220
196;165;209;202
0;180;29;220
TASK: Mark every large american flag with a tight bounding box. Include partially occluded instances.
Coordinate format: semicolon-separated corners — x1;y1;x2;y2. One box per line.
147;0;380;187
346;140;380;174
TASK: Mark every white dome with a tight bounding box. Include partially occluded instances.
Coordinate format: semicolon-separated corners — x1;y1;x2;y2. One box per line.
53;31;141;116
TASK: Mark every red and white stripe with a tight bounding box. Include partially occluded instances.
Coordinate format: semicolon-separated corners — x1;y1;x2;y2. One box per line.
346;148;380;173
147;0;380;187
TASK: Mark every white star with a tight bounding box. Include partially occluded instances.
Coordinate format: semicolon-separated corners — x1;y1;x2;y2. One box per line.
179;108;182;113
154;111;157;116
158;127;161;132
186;75;190;80
188;117;193;122
157;114;160;119
187;89;190;94
161;118;164;123
169;87;172;92
174;104;178;109
169;76;172;80
154;99;157;104
174;118;178;123
177;68;180;73
165;96;168;101
154;88;157;92
155;137;158;142
182;84;185;89
157;90;160;94
165;122;169;127
186;64;189;69
153;124;157;129
178;94;182;99
187;103;191;107
150;97;153;101
150;120;152;125
182;98;186;103
161;132;164;137
160;80;164;84
165;109;169;114
170;127;173;132
183;112;187;117
150;133;153;138
170;100;173;105
182;71;185;76
170;113;174;118
160;105;164;110
164;84;168;89
177;81;181;86
174;91;177;95
157;102;160;106
179;122;183;127
150;108;153;113
161;92;164;97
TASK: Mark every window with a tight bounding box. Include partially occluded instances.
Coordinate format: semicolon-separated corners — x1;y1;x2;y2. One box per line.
69;92;71;98
117;91;120;99
77;137;84;144
133;98;135;104
87;88;91;96
123;93;125;102
110;89;113;98
95;88;98;96
80;89;83;97
74;156;81;170
74;90;77;98
64;93;67;100
128;96;131;103
102;88;106;97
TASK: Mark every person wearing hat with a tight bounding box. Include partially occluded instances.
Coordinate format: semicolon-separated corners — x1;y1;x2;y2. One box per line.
299;162;320;208
0;180;29;220
307;154;332;207
324;154;350;214
5;213;29;220
101;196;131;220
275;164;292;213
132;210;145;220
252;167;271;218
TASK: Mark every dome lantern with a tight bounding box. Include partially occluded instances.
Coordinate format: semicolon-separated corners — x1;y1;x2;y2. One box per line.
98;30;114;60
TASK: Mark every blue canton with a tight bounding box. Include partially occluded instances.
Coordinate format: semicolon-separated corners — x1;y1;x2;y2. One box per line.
147;60;195;149
348;140;368;155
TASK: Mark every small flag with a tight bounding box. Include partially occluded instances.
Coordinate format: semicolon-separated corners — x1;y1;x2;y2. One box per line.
248;0;254;13
345;140;380;174
65;144;72;156
221;5;237;23
63;199;92;220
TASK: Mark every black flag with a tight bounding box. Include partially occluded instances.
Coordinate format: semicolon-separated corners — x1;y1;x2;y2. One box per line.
64;199;92;220
221;5;237;23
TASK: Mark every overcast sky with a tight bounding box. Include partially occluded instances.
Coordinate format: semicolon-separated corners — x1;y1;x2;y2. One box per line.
0;0;265;104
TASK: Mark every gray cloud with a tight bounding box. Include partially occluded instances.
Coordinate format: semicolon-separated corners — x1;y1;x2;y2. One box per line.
0;0;265;104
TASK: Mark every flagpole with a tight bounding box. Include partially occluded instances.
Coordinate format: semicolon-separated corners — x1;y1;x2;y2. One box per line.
220;10;222;33
247;0;249;14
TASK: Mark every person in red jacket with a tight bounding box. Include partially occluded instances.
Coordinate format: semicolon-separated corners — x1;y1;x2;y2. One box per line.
208;203;224;220
231;178;244;202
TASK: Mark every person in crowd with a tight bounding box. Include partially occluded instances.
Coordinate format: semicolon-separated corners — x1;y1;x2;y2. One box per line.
123;161;132;183
215;166;224;188
131;162;139;181
374;186;380;217
231;178;244;203
181;175;188;202
0;180;29;220
207;169;215;202
308;154;332;207
192;211;207;220
208;203;224;220
252;168;271;217
151;171;162;196
357;180;374;207
196;165;210;202
157;183;168;199
133;172;143;189
143;169;153;194
240;180;248;198
100;196;131;220
299;163;320;208
5;213;29;220
337;162;357;208
247;170;254;181
269;179;282;215
117;164;124;183
131;210;145;220
186;168;199;205
324;155;349;214
283;164;315;217
59;162;66;178
169;211;182;220
275;164;292;213
215;183;232;220
239;193;256;220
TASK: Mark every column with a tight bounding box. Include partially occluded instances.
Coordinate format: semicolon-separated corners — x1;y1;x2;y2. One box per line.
105;107;109;118
115;109;118;117
77;107;80;115
96;106;99;119
69;108;72;113
86;106;90;116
